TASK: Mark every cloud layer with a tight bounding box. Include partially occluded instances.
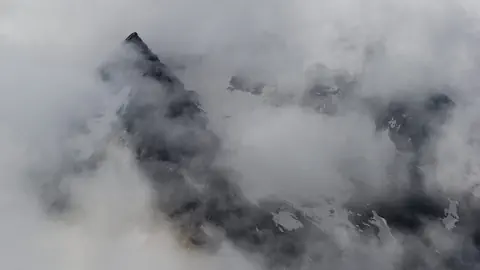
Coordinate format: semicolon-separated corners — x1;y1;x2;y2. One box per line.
3;0;480;269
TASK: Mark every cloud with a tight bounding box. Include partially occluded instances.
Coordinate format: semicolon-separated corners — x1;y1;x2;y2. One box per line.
2;0;480;269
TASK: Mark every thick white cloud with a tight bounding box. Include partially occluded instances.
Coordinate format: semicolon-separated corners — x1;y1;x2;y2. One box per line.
2;0;480;269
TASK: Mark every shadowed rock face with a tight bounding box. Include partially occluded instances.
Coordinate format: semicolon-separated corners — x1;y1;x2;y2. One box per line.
118;32;215;166
349;93;455;230
103;32;322;269
376;93;454;153
124;32;186;92
227;75;266;95
377;93;454;189
99;33;480;269
301;64;356;114
300;64;470;266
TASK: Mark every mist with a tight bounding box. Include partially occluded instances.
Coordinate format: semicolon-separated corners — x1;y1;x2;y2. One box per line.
2;0;480;269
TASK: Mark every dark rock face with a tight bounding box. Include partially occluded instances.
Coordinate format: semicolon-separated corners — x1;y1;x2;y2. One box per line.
376;93;454;153
349;93;455;229
117;32;215;166
227;75;266;95
102;32;320;269
348;193;449;234
301;64;356;114
98;33;480;269
124;32;186;92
